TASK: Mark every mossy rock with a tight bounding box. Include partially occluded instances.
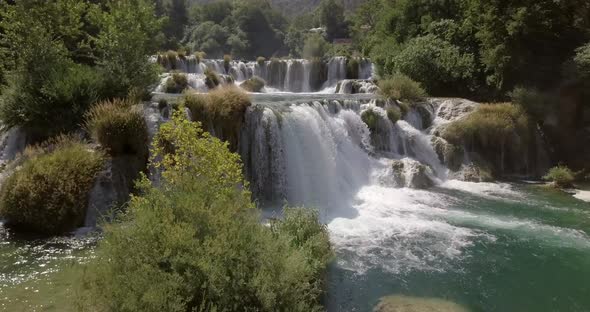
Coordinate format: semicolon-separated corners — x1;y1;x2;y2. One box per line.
374;295;470;312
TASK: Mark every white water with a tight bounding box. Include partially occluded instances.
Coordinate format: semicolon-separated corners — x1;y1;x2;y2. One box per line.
239;96;590;277
157;56;375;93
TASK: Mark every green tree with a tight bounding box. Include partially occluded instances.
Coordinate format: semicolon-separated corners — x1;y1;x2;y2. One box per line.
318;0;348;40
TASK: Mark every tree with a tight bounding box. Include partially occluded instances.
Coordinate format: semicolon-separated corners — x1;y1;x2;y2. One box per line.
318;0;348;41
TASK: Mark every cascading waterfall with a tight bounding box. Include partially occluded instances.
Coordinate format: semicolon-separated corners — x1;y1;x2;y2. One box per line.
155;56;375;93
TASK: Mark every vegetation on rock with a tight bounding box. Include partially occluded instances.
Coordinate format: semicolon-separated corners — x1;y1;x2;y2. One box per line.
78;111;332;311
164;73;189;93
240;76;266;92
84;99;149;160
544;165;575;188
361;108;380;132
0;137;105;235
379;73;428;102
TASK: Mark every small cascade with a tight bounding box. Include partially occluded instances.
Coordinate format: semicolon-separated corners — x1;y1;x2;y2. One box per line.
326;56;347;87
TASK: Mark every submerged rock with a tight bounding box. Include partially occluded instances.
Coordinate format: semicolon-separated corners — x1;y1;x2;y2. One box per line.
381;159;435;189
450;162;494;182
336;79;379;94
374;295;470;312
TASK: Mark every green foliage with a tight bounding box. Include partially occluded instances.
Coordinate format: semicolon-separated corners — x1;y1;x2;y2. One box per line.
574;43;590;79
194;51;206;63
90;0;162;98
318;0;349;40
78;111;332;311
389;35;475;95
204;68;221;89
164;73;189;93
0;0;161;139
387;106;401;124
379;73;428;102
257;56;267;65
361;109;379;131
84;99;149;159
240;76;266;92
544;165;575;188
510;87;556;120
0;137;105;235
303;34;330;59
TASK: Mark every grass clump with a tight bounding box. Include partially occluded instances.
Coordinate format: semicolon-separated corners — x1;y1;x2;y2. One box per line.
194;51;206;63
387;106;402;123
84;98;149;159
164;73;189;94
361;108;380;131
379;73;428;102
257;56;266;66
0;137;105;235
240;76;266;92
223;54;232;73
77;111;332;311
182;86;251;151
544;165;575;188
204;68;220;89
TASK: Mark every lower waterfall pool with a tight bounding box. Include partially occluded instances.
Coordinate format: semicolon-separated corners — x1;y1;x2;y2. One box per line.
1;182;589;311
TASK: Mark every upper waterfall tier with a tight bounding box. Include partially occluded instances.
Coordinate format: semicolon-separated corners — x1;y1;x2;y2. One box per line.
154;56;375;93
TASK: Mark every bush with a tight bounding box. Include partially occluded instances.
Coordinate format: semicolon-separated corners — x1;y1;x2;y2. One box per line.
85;99;149;159
361;108;380;131
240;76;266;92
204;68;221;89
78;111;332;311
303;33;329;59
0;137;105;235
544;165;575;188
387;106;401;123
194;51;207;63
379;73;427;102
389;35;476;96
257;56;266;66
164;73;189;93
0;63;105;140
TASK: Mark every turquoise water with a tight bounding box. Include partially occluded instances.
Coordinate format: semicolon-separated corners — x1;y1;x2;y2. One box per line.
326;183;590;311
1;183;589;311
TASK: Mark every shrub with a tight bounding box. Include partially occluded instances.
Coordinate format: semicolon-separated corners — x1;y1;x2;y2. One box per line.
194;51;206;63
346;57;359;79
257;56;266;66
361;108;380;131
204;68;221;89
0;138;105;235
164;73;189;94
544;165;575;188
78;111;332;311
240;76;266;92
0;63;105;141
379;73;427;102
85;99;149;159
387;106;401;123
223;54;232;73
389;35;476;96
303;33;329;59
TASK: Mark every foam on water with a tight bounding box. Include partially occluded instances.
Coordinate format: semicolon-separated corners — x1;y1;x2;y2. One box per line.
440;180;523;200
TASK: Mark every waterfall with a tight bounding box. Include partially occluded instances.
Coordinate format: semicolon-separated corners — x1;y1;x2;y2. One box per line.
154;56;375;93
240;96;450;215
